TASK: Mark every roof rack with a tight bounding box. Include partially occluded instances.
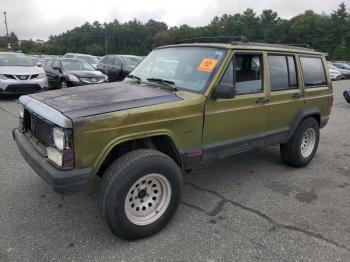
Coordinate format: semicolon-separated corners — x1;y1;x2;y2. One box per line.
230;42;315;51
176;36;248;44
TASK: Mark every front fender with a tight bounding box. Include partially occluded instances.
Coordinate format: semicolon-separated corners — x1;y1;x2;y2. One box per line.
92;129;180;176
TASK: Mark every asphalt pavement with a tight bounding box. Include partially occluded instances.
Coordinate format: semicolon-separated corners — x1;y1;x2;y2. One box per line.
0;81;349;262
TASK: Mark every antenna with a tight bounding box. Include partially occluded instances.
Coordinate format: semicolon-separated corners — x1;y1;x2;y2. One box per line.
3;11;10;49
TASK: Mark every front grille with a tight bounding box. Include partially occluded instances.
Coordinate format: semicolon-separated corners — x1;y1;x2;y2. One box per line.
6;84;41;94
15;75;30;80
4;74;16;80
4;74;39;80
24;111;54;147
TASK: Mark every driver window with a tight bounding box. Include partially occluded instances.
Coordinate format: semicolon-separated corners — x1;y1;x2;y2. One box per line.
114;57;123;66
220;54;263;95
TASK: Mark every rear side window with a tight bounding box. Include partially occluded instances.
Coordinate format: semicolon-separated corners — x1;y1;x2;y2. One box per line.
268;55;298;91
300;57;326;87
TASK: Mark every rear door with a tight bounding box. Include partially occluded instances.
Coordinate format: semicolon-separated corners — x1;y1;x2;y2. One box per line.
265;53;305;144
202;51;269;160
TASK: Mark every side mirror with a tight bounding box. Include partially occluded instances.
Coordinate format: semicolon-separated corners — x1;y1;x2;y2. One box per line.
213;83;235;99
52;65;61;72
36;62;42;67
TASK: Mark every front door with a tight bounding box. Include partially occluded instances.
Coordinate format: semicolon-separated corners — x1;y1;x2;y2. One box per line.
202;52;269;161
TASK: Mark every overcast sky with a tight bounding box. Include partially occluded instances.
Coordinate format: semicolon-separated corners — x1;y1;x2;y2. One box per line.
1;0;349;40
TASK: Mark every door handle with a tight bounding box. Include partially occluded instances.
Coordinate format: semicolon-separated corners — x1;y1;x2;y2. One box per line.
256;97;269;104
292;93;303;99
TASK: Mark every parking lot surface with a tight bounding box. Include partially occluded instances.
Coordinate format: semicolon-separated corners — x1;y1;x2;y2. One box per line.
0;81;350;262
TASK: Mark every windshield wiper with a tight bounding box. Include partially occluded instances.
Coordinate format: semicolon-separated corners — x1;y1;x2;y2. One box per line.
146;78;178;91
126;74;142;83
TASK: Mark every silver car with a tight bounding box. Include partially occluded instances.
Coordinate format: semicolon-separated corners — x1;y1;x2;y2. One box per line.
0;52;48;95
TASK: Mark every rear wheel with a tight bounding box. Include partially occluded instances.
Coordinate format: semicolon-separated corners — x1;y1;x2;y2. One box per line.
98;149;182;240
280;117;319;167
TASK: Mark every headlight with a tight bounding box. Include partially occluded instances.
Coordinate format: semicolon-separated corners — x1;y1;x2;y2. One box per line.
18;103;24;119
53;127;65;150
0;74;7;80
37;72;46;79
67;74;79;82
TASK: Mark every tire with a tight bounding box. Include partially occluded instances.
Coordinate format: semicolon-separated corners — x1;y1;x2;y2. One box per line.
280;117;320;167
60;80;68;89
98;149;182;240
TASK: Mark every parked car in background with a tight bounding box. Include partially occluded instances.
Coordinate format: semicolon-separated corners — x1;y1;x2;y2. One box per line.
63;53;100;68
42;58;108;89
30;56;44;67
330;62;350;79
327;64;343;80
97;55;142;82
0;52;48;95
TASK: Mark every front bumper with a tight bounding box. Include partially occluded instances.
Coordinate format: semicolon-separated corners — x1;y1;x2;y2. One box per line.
0;77;48;95
13;128;91;194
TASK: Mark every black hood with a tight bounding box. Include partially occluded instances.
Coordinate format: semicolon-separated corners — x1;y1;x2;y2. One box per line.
64;69;104;78
29;82;182;119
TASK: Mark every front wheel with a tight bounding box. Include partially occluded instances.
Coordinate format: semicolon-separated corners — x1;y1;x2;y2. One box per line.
280;117;320;167
98;149;182;240
60;80;68;89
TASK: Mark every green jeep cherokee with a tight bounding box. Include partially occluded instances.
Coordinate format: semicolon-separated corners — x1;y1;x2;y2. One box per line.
13;42;333;240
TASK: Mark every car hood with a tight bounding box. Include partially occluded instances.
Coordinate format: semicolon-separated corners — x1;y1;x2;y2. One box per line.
26;82;182;119
0;66;44;75
64;70;105;78
329;69;341;74
336;68;350;74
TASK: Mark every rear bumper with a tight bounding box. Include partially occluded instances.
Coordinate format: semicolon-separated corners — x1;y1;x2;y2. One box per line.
13;128;91;194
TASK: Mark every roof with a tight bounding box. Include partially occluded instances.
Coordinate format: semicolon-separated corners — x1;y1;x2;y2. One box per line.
64;53;96;57
158;42;324;55
0;52;27;55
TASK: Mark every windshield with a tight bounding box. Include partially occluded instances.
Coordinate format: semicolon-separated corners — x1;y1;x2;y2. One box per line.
129;47;225;92
328;64;338;70
123;56;142;66
61;59;95;71
0;53;34;67
77;55;99;65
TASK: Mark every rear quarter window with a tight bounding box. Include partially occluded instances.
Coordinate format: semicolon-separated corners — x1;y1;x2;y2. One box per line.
300;56;326;87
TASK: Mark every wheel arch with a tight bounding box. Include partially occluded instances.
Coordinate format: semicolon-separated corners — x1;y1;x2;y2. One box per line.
93;132;182;178
283;107;320;144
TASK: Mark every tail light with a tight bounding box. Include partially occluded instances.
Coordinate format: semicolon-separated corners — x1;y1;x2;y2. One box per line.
327;96;334;114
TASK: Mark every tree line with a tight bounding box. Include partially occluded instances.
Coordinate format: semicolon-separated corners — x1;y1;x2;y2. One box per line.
1;2;350;60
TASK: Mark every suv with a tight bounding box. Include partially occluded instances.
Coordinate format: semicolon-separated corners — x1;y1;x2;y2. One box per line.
0;52;48;95
13;43;333;240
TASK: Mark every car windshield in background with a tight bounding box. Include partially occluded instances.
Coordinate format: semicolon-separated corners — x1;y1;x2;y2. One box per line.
77;55;99;65
61;59;95;71
0;54;34;67
130;47;225;92
123;56;142;66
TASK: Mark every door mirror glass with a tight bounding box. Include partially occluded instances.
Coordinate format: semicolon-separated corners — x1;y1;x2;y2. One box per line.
213;83;235;99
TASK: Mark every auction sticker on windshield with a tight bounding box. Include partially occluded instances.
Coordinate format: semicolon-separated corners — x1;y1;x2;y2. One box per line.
197;58;218;73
